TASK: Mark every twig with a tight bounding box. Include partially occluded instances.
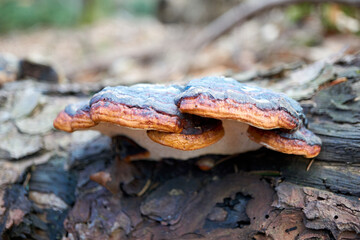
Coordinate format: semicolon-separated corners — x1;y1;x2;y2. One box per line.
306;158;315;171
137;179;152;197
192;0;360;50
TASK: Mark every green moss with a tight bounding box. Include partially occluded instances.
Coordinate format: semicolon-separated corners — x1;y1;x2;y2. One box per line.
0;0;80;32
0;0;117;33
286;3;314;23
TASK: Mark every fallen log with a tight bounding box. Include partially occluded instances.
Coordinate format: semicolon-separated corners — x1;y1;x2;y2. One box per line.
64;55;360;240
1;55;360;240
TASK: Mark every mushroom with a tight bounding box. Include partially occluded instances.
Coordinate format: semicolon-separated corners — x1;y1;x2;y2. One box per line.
54;77;321;160
53;84;229;160
247;125;321;158
174;76;321;158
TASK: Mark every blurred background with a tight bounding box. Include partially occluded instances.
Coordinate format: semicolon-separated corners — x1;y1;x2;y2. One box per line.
0;0;360;85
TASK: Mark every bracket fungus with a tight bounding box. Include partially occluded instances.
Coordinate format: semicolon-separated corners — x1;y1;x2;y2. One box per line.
175;77;321;159
54;76;321;160
247;126;321;158
176;77;306;130
54;84;228;160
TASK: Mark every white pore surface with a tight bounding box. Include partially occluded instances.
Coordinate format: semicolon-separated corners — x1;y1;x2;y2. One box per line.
91;120;262;160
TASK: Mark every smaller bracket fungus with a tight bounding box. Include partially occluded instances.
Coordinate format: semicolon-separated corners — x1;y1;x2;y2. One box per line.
247;125;322;158
147;115;224;151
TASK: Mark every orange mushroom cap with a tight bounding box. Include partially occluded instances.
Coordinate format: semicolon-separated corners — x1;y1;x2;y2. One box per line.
176;76;306;130
147;115;224;150
247;125;322;158
53;101;95;132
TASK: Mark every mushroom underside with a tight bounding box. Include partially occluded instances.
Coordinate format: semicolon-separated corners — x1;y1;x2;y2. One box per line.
89;120;262;160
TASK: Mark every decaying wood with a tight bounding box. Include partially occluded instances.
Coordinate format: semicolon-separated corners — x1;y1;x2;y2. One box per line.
275;182;360;238
1;56;360;239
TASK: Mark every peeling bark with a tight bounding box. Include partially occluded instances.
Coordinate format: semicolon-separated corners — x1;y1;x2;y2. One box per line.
275;182;360;238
